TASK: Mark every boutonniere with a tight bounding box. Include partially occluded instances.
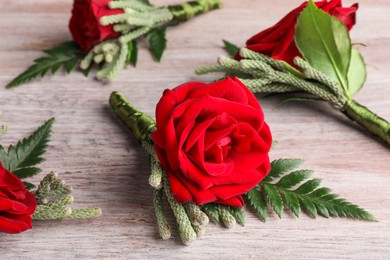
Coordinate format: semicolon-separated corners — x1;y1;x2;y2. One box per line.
197;0;390;145
109;77;374;245
0;115;100;234
7;0;222;88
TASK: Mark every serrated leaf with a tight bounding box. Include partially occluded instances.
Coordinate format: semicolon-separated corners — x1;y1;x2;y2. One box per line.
300;196;317;218
0;118;54;179
295;179;322;194
295;0;351;94
283;191;300;218
347;49;366;96
276;170;314;189
149;28;167;62
126;40;138;67
245;187;268;222
263;158;304;182
201;203;220;224
257;159;376;222
223;40;239;58
262;183;283;218
13;167;41;179
228;206;245;226
7;42;84;88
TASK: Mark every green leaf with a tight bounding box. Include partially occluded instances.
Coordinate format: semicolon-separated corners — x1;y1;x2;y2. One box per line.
201;203;221;224
23;181;36;191
0;118;54;179
6;42;84;88
127;40;138;67
245;187;268;222
262;183;283;218
347;49;366;96
149;28;167;62
295;0;351;96
257;158;376;221
223;40;239;58
275;170;314;189
283;191;301;218
227;206;245;226
263;159;304;182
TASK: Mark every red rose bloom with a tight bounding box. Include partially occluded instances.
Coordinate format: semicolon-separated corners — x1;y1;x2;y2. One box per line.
0;163;37;234
69;0;123;52
242;0;358;65
152;77;272;207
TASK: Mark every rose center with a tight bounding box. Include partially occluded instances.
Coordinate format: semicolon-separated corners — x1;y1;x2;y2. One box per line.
205;136;232;163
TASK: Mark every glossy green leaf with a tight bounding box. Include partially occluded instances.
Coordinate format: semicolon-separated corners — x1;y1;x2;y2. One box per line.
263;159;304;182
295;0;351;94
347;49;366;96
149;28;167;62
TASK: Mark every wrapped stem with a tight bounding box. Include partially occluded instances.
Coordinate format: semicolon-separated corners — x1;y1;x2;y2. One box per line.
169;0;222;23
109;91;156;143
343;100;390;145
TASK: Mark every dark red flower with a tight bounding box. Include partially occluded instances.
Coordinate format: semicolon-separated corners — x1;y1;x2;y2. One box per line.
69;0;123;52
0;163;37;234
241;0;358;65
152;77;272;207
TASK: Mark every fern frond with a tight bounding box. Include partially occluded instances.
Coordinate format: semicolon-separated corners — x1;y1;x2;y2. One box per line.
0;118;54;179
246;159;376;222
6;42;84;88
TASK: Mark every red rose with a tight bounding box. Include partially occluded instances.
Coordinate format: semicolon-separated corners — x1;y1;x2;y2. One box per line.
242;0;358;65
152;77;272;207
69;0;123;52
0;163;37;234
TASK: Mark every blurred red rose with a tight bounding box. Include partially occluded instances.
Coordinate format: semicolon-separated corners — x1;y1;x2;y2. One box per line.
0;163;37;234
69;0;123;52
152;77;272;207
241;0;358;65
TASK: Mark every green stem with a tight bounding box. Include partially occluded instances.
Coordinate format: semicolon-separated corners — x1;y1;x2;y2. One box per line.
343;100;390;145
109;91;156;143
168;0;222;23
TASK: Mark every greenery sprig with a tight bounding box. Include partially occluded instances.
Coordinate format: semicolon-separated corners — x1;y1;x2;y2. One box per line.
197;0;390;146
6;42;85;88
0;118;101;220
109;91;375;245
7;0;222;88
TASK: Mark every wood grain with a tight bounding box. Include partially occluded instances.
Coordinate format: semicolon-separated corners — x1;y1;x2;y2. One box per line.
0;0;389;258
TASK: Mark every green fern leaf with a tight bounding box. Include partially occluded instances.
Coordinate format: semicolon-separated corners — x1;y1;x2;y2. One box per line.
276;170;314;189
149;28;167;62
6;42;84;88
262;183;284;218
223;40;240;57
201;203;221;224
244;187;268;222
255;158;376;222
0;118;54;179
263;158;304;182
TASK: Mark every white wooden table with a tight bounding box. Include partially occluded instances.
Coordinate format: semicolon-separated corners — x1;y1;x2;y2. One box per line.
1;0;389;258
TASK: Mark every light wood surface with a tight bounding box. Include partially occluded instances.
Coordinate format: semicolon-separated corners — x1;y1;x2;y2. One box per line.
1;0;389;259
